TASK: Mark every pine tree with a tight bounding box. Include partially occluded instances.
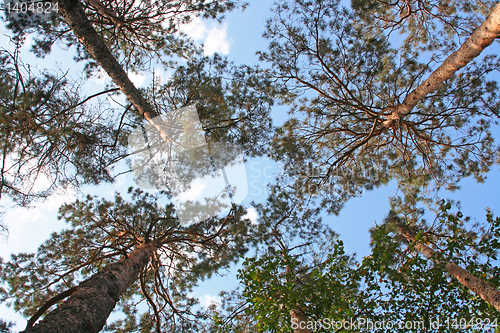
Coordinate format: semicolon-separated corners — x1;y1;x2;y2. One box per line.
0;0;272;206
5;0;244;72
0;45;124;205
56;0;272;184
351;0;499;52
0;188;255;332
261;0;500;213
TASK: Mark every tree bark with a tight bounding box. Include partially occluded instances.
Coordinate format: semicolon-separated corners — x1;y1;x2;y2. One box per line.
57;0;170;141
22;242;156;333
384;1;500;126
399;225;500;313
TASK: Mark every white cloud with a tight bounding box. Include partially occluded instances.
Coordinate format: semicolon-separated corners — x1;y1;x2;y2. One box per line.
89;69;148;88
0;188;76;257
178;179;207;201
180;17;207;41
42;187;77;211
128;71;147;87
180;17;232;55
156;68;173;85
22;33;33;49
203;24;231;55
242;207;258;224
200;294;222;309
86;65;146;88
9;205;44;228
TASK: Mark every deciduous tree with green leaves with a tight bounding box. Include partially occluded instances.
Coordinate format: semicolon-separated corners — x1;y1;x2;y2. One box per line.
365;201;500;330
207;179;385;333
212;232;376;332
211;200;500;332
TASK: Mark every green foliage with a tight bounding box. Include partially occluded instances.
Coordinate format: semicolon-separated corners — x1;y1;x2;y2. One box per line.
0;47;124;205
0;188;256;331
259;0;500;214
366;201;500;331
210;198;500;332
351;0;499;52
2;0;246;73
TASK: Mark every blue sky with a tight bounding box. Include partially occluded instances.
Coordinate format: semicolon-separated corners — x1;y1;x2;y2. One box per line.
0;1;277;327
2;0;500;330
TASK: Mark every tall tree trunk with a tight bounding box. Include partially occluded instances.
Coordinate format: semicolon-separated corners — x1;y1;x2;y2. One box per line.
57;0;170;141
383;1;500;126
22;242;156;333
399;225;500;312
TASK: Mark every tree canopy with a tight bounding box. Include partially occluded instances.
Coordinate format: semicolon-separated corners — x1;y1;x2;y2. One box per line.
0;44;123;205
263;0;500;213
1;188;256;332
1;0;500;332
